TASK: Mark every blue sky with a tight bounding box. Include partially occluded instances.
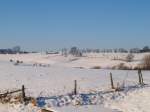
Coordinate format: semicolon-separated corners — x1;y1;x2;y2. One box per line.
0;0;150;51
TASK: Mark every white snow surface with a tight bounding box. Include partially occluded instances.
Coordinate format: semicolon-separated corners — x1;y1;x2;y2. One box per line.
107;87;150;112
0;53;149;112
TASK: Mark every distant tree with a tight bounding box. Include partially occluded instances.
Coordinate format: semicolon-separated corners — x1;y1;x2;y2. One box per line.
81;49;87;53
12;46;21;53
62;48;68;57
70;47;77;55
114;49;118;53
142;46;150;52
106;49;113;53
130;48;141;53
69;47;82;57
93;49;100;53
86;48;92;53
118;48;128;53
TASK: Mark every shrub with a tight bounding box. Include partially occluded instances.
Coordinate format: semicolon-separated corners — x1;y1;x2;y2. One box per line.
14;60;21;66
16;60;20;63
91;66;101;69
10;59;13;62
126;53;134;62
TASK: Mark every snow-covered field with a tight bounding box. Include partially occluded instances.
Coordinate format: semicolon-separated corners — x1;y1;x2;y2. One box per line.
0;53;149;112
0;52;147;69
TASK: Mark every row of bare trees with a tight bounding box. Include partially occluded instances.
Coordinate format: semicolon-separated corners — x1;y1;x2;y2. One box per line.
62;46;150;56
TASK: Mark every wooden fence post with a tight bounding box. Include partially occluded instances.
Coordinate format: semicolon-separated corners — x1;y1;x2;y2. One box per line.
110;73;115;89
138;69;142;85
138;69;144;85
22;85;26;103
74;80;77;95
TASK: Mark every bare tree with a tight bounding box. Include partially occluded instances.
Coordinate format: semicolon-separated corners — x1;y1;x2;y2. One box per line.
62;48;68;57
12;46;21;53
69;47;82;57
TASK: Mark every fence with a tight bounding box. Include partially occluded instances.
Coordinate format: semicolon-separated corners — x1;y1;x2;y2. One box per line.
0;85;27;103
0;69;147;104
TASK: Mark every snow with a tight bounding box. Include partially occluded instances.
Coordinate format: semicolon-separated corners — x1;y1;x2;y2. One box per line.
0;53;149;111
0;104;117;112
54;105;117;112
0;104;41;112
0;52;148;69
107;87;150;112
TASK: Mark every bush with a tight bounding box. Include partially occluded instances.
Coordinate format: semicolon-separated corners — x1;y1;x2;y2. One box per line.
69;47;82;57
10;59;13;62
91;66;101;69
14;60;23;66
126;53;134;62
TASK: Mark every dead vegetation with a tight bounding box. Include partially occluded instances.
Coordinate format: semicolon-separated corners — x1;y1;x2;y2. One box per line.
41;109;54;112
0;86;32;105
141;54;150;70
134;54;150;70
91;66;101;69
112;63;131;70
126;53;134;62
13;60;23;66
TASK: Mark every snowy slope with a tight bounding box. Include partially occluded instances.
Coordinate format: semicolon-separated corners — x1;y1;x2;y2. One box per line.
107;87;150;112
0;52;148;69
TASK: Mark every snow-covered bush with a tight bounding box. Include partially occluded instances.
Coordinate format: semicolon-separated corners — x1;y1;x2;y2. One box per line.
126;53;134;62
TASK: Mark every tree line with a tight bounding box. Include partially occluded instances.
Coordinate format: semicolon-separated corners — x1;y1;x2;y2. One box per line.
62;46;150;57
